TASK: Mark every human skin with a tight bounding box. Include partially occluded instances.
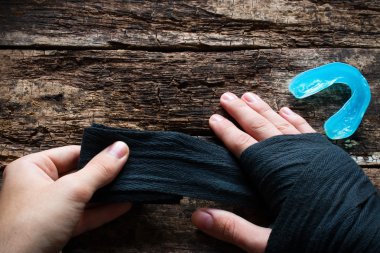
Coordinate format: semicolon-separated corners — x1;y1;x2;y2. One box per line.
0;141;131;253
0;92;315;253
191;92;316;253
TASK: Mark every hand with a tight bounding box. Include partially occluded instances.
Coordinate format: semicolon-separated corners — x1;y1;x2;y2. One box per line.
0;141;131;253
192;92;316;253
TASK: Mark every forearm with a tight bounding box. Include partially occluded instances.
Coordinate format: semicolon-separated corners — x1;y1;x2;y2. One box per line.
240;133;380;253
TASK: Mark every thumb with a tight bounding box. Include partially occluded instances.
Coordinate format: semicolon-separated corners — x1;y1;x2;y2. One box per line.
60;141;129;202
192;208;271;253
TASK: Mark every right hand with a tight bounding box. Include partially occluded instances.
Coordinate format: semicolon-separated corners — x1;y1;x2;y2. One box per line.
192;92;316;253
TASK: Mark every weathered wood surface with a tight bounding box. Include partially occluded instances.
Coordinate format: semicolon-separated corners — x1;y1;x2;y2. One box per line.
65;199;269;253
0;48;379;252
1;48;379;165
0;0;379;49
0;1;379;252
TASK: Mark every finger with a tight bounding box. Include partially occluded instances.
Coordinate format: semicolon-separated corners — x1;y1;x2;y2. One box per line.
73;202;132;236
37;145;81;174
279;107;316;133
5;145;80;182
60;141;129;202
220;92;282;141
242;92;300;135
209;114;257;157
192;208;271;253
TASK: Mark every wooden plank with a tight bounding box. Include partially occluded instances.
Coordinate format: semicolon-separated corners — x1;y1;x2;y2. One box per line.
0;49;380;156
1;48;379;165
64;198;257;253
1;2;378;252
364;168;380;189
1;48;379;252
0;0;379;48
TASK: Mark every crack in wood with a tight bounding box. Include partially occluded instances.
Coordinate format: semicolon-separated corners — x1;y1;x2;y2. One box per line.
0;1;379;252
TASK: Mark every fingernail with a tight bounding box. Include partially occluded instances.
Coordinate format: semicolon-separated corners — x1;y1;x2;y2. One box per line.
243;92;258;103
221;92;237;101
282;107;295;115
210;114;224;122
195;210;214;230
107;141;128;159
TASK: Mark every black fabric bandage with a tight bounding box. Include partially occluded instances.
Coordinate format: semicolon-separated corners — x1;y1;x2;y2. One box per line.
78;124;261;207
79;125;380;252
240;134;380;253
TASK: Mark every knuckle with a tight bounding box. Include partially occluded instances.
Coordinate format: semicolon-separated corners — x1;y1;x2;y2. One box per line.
248;119;268;133
235;99;248;108
222;124;236;133
294;117;307;126
92;161;115;181
255;103;272;114
228;99;249;111
233;133;253;150
276;122;292;132
220;217;238;243
222;124;240;138
67;180;93;202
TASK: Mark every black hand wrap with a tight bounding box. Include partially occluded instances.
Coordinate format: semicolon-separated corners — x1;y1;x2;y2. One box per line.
79;125;380;252
78;124;261;207
240;133;380;253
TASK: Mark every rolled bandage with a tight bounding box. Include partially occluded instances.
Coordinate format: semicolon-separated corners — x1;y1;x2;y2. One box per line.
240;134;380;253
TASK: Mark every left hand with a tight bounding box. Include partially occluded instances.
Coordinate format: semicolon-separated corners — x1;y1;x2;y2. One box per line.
192;92;316;253
0;141;131;253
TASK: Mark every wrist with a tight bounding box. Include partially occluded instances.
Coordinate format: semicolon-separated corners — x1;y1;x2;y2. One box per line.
0;221;59;253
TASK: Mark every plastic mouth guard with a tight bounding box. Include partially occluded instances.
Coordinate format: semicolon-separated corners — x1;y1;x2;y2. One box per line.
289;62;371;140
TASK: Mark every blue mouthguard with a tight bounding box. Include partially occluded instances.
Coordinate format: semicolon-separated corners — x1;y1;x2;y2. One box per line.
289;62;371;140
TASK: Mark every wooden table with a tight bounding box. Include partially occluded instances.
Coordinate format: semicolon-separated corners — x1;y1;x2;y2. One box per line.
1;1;379;252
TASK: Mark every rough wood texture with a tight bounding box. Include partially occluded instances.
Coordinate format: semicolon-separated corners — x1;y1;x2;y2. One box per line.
65;199;269;253
1;48;379;165
0;48;379;252
0;0;379;49
0;1;379;252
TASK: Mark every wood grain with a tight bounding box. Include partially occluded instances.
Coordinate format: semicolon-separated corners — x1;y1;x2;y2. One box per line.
64;199;260;253
1;48;379;167
1;48;379;253
0;1;379;252
0;0;379;49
